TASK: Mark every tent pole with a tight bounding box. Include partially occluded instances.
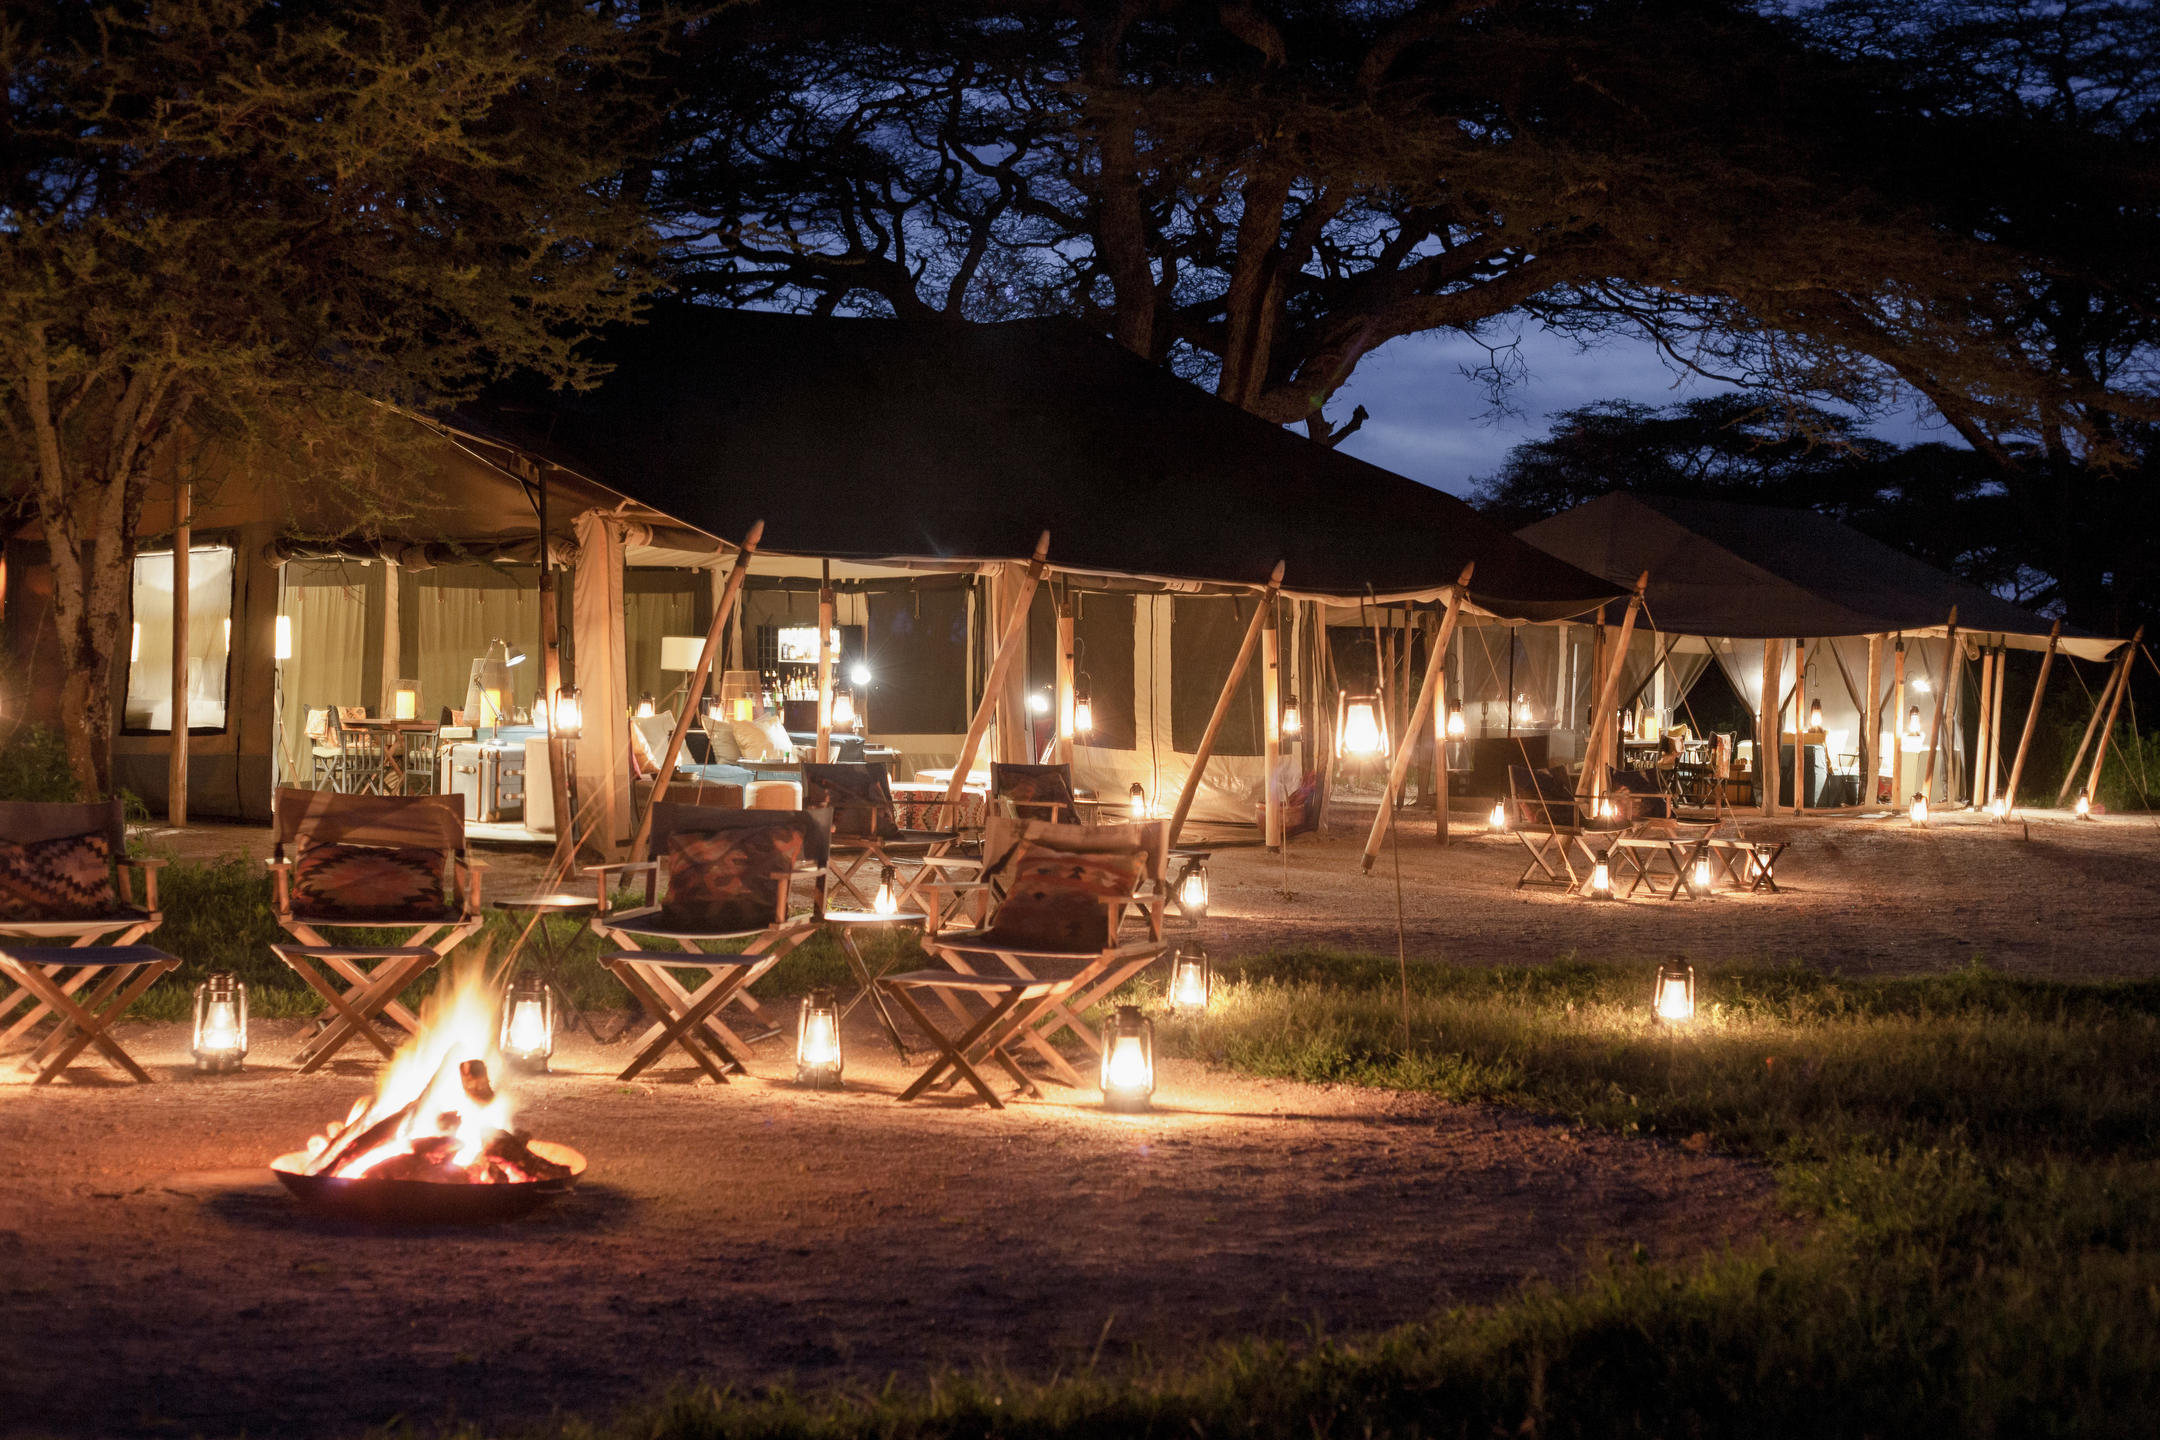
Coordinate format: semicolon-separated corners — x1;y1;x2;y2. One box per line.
1977;646;1999;805
2004;620;2060;815
1971;646;1991;806
1792;637;1808;815
2083;626;2144;806
169;478;190;826
1361;564;1473;872
1758;638;1781;816
1053;599;1076;765
1262;603;1282;850
631;522;764;861
2057;641;2122;804
945;533;1051;814
1431;611;1451;845
1921;609;1960;803
530;461;575;873
1581;573;1649;800
1862;636;1883;811
1987;643;2008;804
815;562;835;763
1167;563;1285;850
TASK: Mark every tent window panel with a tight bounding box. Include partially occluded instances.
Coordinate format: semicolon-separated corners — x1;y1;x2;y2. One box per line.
416;568;539;721
1171;596;1261;757
1073;590;1136;751
626;583;699;706
865;585;969;734
277;568;370;782
124;545;235;734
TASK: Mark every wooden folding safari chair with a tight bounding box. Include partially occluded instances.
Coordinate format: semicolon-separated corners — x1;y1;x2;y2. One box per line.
266;787;485;1073
802;762;982;916
886;819;1169;1101
880;972;1069;1108
1508;766;1591;890
0;798;167;1054
989;764;1204;932
588;804;830;1083
0;945;179;1084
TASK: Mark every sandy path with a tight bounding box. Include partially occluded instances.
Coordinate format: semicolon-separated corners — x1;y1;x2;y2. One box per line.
0;1023;1770;1440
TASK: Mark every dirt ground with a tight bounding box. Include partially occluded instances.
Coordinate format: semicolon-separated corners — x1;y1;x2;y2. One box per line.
0;1025;1771;1439
4;807;2153;1439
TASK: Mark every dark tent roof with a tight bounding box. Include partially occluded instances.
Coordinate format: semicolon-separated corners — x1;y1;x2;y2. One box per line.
1517;493;2113;656
454;304;1620;619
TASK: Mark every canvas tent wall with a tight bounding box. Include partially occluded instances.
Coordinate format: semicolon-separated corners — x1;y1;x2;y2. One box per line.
450;304;1621;828
1517;493;2119;807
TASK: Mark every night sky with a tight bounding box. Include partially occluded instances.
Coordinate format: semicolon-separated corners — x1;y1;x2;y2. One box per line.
1333;324;1950;499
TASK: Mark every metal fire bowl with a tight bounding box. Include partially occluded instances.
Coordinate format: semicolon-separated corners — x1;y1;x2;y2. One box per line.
269;1141;586;1224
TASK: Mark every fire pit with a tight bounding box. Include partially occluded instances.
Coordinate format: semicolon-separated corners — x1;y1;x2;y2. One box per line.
272;962;585;1223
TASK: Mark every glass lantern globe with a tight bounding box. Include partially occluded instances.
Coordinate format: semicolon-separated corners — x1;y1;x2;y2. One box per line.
872;864;899;916
1690;855;1716;895
1175;860;1209;923
2076;790;2092;819
796;988;844;1089
1446;706;1466;739
1337;693;1387;758
1100;1004;1155;1112
1588;860;1614;899
1489;800;1509;833
1910;794;1929;826
499;975;555;1073
550;685;583;739
1129;782;1148;820
1653;960;1696;1024
1167;948;1212;1015
831;690;858;730
190;971;248;1073
1280;694;1303;738
1074;687;1094;736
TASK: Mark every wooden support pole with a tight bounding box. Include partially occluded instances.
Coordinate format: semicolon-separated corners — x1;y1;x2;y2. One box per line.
1758;638;1782;816
2004;620;2061;814
815;564;835;763
169;481;190;826
530;463;574;872
1361;565;1473;872
1861;635;1883;810
1168;562;1286;850
1985;646;2007;805
1581;574;1649;796
1972;647;1994;805
946;533;1051;811
1053;601;1077;765
1433;612;1452;845
2057;643;2122;804
2084;626;2144;806
1892;639;1909;803
1262;604;1283;850
1922;609;1959;801
631;522;764;860
1792;637;1808;815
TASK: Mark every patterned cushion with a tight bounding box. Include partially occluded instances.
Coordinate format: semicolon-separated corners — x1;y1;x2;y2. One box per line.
291;842;452;922
980;843;1143;953
0;831;117;921
804;765;899;841
993;766;1077;817
659;823;806;934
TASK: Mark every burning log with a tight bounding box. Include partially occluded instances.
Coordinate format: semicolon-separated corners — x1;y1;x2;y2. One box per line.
484;1130;574;1182
306;1097;422;1177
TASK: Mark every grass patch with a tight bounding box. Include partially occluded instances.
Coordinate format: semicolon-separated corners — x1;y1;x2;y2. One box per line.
430;949;2160;1437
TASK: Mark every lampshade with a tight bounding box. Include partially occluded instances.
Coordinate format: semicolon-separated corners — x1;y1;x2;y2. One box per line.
659;636;706;672
392;679;420;721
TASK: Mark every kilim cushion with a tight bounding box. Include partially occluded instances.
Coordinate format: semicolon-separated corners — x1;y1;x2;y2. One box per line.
0;831;117;921
979;843;1143;953
660;823;805;933
291;842;453;922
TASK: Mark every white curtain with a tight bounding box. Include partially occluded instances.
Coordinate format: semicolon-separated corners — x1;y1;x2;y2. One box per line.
626;588;698;705
277;565;369;783
573;511;633;855
415;570;539;721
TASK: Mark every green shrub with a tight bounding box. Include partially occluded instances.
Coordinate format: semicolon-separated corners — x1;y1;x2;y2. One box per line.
0;723;80;802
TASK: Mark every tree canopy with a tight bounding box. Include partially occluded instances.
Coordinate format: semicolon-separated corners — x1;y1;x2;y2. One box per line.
0;0;662;791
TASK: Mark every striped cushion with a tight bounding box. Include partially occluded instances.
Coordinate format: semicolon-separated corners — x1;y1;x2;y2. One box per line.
0;831;116;921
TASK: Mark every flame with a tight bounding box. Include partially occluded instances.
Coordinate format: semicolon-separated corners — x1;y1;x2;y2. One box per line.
302;959;529;1183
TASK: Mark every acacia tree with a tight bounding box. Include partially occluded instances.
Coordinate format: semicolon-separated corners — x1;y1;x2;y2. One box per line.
655;1;2144;442
0;0;662;794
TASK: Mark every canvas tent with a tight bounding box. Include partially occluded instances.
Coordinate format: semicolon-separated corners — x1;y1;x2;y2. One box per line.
1518;493;2122;812
451;304;1625;836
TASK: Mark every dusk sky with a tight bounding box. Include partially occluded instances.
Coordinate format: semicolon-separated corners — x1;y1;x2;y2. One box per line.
1330;323;1950;499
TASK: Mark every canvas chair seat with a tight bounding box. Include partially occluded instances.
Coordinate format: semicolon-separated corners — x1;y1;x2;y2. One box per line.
266;787;483;1073
589;804;831;1083
0;799;165;1054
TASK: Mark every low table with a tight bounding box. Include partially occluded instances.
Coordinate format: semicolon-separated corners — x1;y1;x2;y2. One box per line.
495;893;611;1040
0;945;179;1084
822;909;928;1061
1608;831;1713;900
1703;837;1788;893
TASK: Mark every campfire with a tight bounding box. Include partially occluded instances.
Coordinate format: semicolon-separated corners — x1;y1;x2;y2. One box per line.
271;961;583;1220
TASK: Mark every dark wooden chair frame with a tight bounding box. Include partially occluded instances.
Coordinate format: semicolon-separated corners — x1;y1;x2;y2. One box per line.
0;799;167;1056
